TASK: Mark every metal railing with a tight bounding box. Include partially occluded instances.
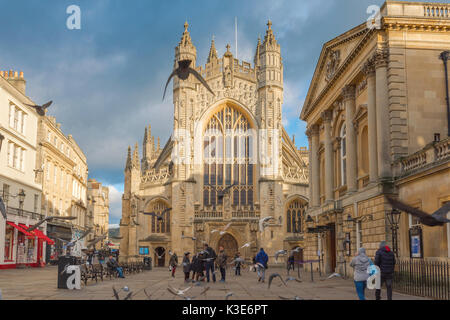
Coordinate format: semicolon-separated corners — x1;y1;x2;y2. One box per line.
393;258;450;300
6;206;44;221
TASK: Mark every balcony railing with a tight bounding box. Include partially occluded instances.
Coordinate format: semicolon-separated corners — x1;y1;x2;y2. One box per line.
424;4;450;18
195;208;261;221
394;138;450;177
6;206;44;221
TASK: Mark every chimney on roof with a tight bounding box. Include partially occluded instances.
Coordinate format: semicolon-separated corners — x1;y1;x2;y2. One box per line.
1;69;26;95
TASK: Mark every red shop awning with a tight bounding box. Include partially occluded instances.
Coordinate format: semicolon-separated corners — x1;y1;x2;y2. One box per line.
6;221;34;237
33;229;55;245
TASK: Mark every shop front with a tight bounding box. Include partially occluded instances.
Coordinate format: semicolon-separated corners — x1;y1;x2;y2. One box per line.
45;223;73;265
1;221;53;269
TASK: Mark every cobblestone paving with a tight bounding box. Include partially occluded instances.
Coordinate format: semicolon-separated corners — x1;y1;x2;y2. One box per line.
0;266;428;300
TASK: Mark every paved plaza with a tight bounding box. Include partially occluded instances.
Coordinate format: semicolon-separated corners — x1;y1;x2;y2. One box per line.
0;266;428;300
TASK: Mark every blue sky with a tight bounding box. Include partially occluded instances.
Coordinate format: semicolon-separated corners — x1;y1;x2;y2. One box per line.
0;0;426;225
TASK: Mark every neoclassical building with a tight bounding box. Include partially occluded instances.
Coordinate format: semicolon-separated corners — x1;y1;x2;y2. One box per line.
301;1;450;275
120;21;309;265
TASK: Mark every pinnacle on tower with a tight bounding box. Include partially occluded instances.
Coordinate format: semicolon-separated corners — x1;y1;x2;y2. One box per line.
254;36;261;66
207;36;218;63
179;20;193;47
224;44;233;57
157;137;161;152
264;20;278;46
132;143;140;169
125;146;132;170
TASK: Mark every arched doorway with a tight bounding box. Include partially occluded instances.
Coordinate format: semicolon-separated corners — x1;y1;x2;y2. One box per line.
154;247;166;267
217;234;238;257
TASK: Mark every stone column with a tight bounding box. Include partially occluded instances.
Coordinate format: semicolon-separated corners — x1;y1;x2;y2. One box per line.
375;49;392;179
307;133;313;204
342;85;357;193
307;125;320;207
322;110;334;202
362;58;379;183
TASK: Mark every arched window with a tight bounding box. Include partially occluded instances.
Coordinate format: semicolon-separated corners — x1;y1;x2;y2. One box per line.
340;124;347;186
360;126;369;175
286;199;308;233
203;105;255;207
148;200;170;234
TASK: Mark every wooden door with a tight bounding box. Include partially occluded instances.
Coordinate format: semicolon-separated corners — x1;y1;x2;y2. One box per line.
218;234;238;257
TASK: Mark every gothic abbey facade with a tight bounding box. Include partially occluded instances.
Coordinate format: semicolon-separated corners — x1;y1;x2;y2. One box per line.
119;21;309;265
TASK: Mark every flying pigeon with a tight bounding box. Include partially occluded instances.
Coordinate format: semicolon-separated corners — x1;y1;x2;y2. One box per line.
154;249;165;259
259;216;274;232
326;272;342;280
66;228;93;247
274;250;288;261
217;184;237;201
225;292;234;300
181;235;197;241
87;234;108;248
143;212;164;221
387;197;450;227
0;196;7;220
291;247;302;254
240;241;252;249
24;100;53;116
279;296;304;300
268;273;287;289
167;285;194;297
163;60;215;100
27;216;77;232
285;276;302;284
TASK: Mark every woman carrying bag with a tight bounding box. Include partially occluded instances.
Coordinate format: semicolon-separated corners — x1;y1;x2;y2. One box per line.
350;248;371;300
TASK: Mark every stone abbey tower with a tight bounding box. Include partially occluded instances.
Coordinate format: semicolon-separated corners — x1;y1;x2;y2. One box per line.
120;21;309;266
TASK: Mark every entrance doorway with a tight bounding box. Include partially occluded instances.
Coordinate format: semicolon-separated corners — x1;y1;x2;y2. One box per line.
292;246;303;264
327;224;336;273
217;234;238;257
154;247;166;267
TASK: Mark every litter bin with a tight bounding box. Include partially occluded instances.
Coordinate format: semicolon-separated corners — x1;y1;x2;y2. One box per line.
143;257;152;270
57;255;78;289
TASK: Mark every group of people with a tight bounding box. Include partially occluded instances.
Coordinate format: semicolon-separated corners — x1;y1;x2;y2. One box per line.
350;241;396;300
168;243;257;283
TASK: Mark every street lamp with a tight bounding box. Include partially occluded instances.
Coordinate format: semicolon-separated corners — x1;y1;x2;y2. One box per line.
387;208;402;257
18;190;26;215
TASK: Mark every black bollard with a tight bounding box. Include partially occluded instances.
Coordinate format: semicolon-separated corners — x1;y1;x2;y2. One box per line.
310;262;314;282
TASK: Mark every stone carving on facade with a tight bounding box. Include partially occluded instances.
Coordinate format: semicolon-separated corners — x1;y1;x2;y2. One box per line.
342;84;356;101
374;48;389;68
326;49;341;82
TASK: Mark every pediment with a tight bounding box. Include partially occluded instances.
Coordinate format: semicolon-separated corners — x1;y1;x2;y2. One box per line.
301;22;370;120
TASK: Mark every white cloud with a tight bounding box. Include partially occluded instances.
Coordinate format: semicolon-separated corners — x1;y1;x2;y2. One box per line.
105;184;123;223
109;224;119;229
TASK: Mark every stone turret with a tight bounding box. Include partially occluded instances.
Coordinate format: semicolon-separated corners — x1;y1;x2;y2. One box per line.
142;125;153;170
207;37;218;63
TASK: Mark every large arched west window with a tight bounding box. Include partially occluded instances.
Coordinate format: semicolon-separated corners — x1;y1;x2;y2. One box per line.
148;200;170;234
286;199;307;233
203;105;255;207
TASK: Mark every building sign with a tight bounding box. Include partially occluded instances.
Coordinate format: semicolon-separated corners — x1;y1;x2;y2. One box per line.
139;247;149;255
409;227;423;259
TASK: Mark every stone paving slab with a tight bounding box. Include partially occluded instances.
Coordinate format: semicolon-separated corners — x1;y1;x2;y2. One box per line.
0;266;429;300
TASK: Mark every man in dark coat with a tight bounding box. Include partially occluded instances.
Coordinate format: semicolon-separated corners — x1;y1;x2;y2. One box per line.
374;241;396;300
203;244;217;283
216;246;228;282
182;252;191;282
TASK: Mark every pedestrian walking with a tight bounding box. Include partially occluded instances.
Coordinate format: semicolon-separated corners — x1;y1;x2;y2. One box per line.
287;254;295;273
182;252;191;282
203;243;217;283
255;248;269;283
217;246;228;282
374;241;396;300
169;252;178;278
234;252;242;276
192;252;205;281
350;248;371;300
